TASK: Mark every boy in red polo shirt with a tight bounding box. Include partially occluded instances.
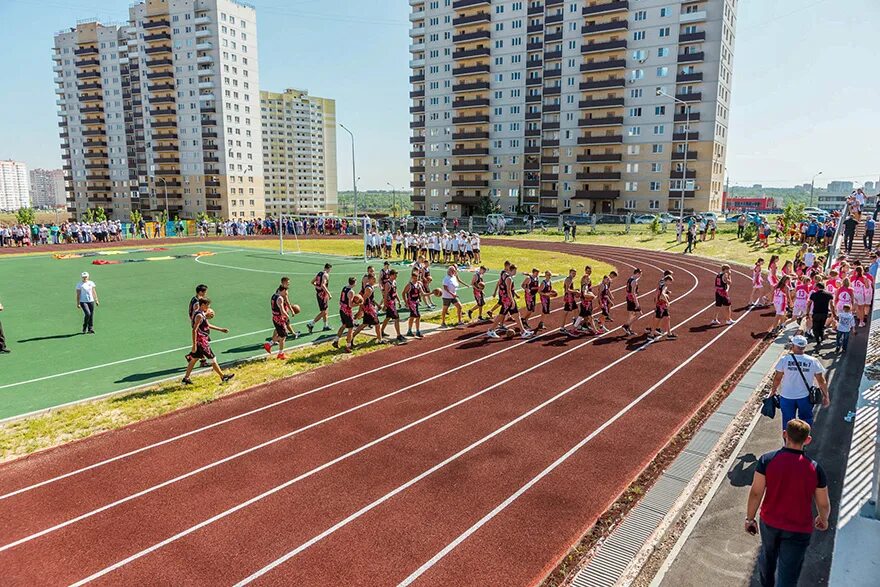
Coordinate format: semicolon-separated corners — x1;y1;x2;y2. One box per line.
745;419;830;587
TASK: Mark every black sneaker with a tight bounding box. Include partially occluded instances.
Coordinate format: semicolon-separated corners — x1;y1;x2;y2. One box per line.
331;339;339;349
0;348;9;354
322;325;332;332
467;308;473;320
415;331;424;339
307;322;314;334
221;374;235;383
666;332;678;340
396;335;407;343
181;377;193;385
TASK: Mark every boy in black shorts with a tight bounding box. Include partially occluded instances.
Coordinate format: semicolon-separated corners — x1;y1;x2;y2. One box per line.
264;285;290;360
622;268;641;336
380;269;407;343
188;284;209;367
182;298;234;385
332;277;358;353
468;266;488;322
649;274;676;341
520;268;541;330
307;263;332;333
596;271;617;333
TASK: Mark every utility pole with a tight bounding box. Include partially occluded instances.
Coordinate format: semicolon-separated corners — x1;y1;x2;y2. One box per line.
339;123;358;233
657;89;690;220
810;171;823;208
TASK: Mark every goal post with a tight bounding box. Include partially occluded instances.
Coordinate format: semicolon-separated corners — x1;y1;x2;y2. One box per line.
278;214;369;263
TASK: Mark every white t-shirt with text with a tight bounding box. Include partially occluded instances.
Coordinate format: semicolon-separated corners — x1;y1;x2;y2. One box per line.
774;354;825;400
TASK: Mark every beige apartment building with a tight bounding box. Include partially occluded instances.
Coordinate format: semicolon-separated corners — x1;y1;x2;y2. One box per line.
260;89;338;215
54;0;264;221
409;0;736;217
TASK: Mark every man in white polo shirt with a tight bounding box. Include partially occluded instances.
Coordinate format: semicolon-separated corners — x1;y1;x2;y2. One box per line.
769;335;830;430
76;271;100;335
440;265;465;328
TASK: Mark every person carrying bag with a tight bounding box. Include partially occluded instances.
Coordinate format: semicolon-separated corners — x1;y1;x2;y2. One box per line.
769;335;830;430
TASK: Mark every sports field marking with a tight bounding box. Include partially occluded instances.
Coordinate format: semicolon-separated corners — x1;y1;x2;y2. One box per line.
0;266;657;548
64;261;697;585
232;288;720;585
397;305;755;586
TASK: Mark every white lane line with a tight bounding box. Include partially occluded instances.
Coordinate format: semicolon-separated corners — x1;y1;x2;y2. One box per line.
232;290;716;586
398;306;755;586
0;259;643;499
0;264;660;549
65;264;696;587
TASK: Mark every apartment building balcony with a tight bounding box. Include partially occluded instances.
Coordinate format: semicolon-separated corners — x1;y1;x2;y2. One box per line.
676;71;703;83
453;29;491;43
453;64;491;76
81;128;104;137
668;189;696;198
525;94;542;104
677;51;705;63
452;0;490;9
409;149;425;158
409;57;426;68
544;67;563;78
583;0;629;16
543;121;561;130
581;58;628;72
674;110;700;122
194;14;211;25
59;131;69;139
74;46;99;56
150;108;177;117
203;155;220;163
526;77;542;87
410;135;426;143
527;58;543;69
527;23;543;34
195;41;213;51
452;130;490;140
675;92;702;102
79;93;103;102
198;94;216;102
544;49;563;61
526;41;543;51
143;18;171;29
539;190;559;199
451;163;489;172
452;114;490;124
410;119;425;128
80;105;105;114
680;10;708;23
76;70;101;80
154;144;178;151
541;173;559;182
154;156;180;164
452;97;490;109
409;41;426;53
145;45;173;55
452;179;489;188
579;97;625;108
84;162;107;169
577;172;621;180
151;95;176;104
84;151;108;159
409;73;425;83
453;80;490;93
574;189;620;199
545;31;563;42
59;142;71;150
148;82;175;92
452;146;489;156
669;169;697;180
671;151;698;160
83;139;108;148
153;120;177;128
410;165;426;173
579;115;624;127
410;25;426;37
672;131;700;141
451;12;490;25
582;20;628;34
195;28;211;38
201;118;217;126
578;134;623;145
544;103;561;112
525;127;541;137
524;145;541;154
82;116;105;125
198;80;214;90
409;104;425;113
144;32;171;42
409;89;425;99
582;39;628;53
453;46;491;60
147;70;174;80
542;139;560;147
679;31;706;43
153;133;178;141
546;12;564;24
197;55;214;65
544;86;562;96
75;58;101;68
409;8;426;21
577;152;623;162
580;77;625;90
146;57;174;68
527;4;544;15
86;173;111;181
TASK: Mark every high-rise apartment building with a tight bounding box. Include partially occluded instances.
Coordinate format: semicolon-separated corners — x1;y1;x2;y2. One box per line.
54;0;264;221
409;0;736;217
260;88;338;214
29;168;67;208
0;160;31;211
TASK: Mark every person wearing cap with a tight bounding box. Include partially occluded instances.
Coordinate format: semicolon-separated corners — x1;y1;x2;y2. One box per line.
76;272;99;334
769;335;829;430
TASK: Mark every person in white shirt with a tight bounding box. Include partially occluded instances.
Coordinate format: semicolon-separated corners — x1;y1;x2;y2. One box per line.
769;335;830;430
440;266;465;327
836;305;855;353
76;271;100;334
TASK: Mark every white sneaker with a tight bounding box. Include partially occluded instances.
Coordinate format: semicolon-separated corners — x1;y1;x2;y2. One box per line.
486;330;500;339
726;320;735;325
710;319;720;325
521;330;534;339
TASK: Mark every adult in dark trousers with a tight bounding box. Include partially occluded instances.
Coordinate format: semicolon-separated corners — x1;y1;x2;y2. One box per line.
873;195;880;221
0;298;9;353
769;335;829;429
842;214;858;253
807;282;833;347
745;418;830;587
864;216;876;251
75;271;99;334
570;221;577;241
684;224;696;254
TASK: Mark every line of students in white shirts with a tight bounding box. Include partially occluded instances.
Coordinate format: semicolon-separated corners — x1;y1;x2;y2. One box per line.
366;230;483;265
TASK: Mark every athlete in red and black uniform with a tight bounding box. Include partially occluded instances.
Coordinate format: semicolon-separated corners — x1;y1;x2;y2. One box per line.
468;266;488;322
188;284;209;366
572;266;596;335
353;274;382;344
596;271;618;332
622;268;641;336
182;298;233;385
649;274;676;341
404;271;424;338
380;269;407;343
560;268;579;334
263;285;289;360
332;277;357;353
647;269;674;336
520;268;541;330
486;264;533;339
711;264;733;325
536;270;554;330
307;263;332;334
486;260;512;320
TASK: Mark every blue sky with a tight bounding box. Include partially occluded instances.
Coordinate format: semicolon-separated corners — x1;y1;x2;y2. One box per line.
0;0;877;190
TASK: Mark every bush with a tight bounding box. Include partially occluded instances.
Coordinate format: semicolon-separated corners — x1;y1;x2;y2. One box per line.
743;222;758;241
649;215;662;235
15;207;36;225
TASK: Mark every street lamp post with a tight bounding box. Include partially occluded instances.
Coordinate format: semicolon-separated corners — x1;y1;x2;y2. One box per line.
339;123;358;234
386;182;397;217
657;89;691;221
810;171;823;208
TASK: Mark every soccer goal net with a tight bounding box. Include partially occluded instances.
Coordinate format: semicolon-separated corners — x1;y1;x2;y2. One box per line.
278;215;371;263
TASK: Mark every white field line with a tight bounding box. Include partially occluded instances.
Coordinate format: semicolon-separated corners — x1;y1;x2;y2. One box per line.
397;305;755;586
0;260;638;502
233;287;720;586
0;264;666;549
65;263;698;586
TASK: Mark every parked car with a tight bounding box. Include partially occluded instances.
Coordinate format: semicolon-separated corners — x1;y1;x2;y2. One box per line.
658;213;677;224
633;214;659;224
803;207;829;217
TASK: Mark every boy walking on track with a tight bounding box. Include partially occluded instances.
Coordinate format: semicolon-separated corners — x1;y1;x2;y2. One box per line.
307;263;332;334
467;266;488;322
622;268;641;336
520;268;541;330
649;274;677;341
182;298;234;385
711;265;734;325
560;268;579;335
486;264;533;339
597;271;617;332
403;271;424;339
380;269;406;343
332;277;358;353
264;284;290;360
188;284;209;366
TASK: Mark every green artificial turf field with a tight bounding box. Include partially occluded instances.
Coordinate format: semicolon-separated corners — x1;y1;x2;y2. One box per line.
0;242;388;420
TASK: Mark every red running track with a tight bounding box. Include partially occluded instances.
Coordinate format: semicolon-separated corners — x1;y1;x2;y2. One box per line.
0;243;773;586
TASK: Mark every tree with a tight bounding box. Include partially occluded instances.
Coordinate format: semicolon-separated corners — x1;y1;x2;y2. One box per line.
15;207;36;225
94;208;107;222
129;210;143;226
83;209;95;223
781;202;805;233
475;195;498;216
